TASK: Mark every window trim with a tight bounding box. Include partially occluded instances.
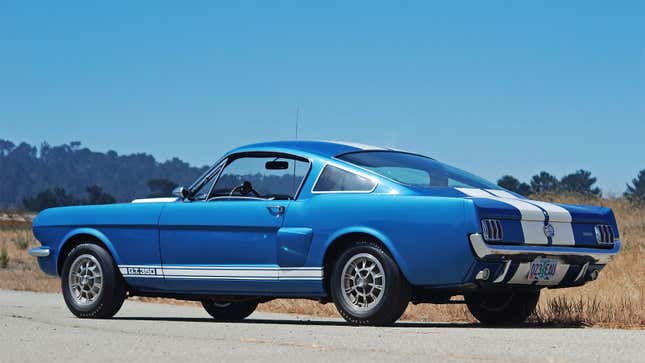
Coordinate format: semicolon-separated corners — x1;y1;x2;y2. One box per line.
189;158;228;199
206;151;312;201
203;159;228;200
311;163;379;194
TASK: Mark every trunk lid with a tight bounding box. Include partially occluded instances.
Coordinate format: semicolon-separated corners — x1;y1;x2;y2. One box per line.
456;188;618;247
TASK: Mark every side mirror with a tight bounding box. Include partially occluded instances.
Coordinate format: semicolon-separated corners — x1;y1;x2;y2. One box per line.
172;186;190;199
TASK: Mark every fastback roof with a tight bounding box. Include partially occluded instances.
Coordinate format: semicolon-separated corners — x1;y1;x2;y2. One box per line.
230;140;388;158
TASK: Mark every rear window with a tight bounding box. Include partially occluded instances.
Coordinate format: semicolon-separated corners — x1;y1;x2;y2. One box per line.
338;151;499;189
313;165;376;192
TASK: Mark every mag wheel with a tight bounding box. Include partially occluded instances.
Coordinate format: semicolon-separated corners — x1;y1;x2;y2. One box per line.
465;289;540;326
330;241;410;326
201;300;258;321
61;243;126;318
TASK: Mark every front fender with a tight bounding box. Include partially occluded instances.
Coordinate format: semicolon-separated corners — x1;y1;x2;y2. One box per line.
56;228;121;275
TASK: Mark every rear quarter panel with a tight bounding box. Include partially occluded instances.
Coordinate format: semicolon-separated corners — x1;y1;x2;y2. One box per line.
286;194;474;286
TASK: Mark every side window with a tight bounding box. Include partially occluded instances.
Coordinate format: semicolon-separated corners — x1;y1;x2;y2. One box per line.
313;165;376;193
211;156;309;200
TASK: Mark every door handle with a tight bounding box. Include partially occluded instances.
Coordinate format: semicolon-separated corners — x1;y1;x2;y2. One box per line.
266;205;285;215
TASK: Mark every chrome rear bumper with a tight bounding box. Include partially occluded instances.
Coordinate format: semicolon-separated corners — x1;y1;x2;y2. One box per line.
28;246;51;257
469;233;620;265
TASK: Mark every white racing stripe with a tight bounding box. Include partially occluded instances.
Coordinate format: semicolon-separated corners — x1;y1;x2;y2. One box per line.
458;188;545;221
520;221;549;245
458;188;576;245
119;265;323;280
457;188;548;244
486;189;572;222
485;189;576;246
457;188;497;198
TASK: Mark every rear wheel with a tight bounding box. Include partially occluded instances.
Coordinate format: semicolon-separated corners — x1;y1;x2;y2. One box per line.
465;289;540;326
201;300;258;321
61;243;126;318
330;241;410;326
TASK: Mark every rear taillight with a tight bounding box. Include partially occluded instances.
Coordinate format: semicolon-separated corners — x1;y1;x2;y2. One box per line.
594;225;615;244
481;219;503;242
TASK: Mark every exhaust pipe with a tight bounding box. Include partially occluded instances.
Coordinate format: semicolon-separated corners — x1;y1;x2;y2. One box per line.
587;269;599;281
475;268;491;281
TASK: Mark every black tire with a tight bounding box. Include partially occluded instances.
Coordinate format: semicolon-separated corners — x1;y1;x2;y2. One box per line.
61;243;126;318
330;241;410;326
465;289;540;326
201;300;258;321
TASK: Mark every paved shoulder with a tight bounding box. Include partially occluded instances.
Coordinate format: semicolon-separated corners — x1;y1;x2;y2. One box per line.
0;290;642;362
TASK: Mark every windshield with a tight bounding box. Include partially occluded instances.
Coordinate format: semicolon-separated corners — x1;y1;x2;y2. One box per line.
338;151;499;190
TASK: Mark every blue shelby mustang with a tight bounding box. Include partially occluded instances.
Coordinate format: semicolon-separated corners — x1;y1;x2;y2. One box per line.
29;140;620;325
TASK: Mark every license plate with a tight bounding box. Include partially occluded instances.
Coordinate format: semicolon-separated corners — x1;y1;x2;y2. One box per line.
528;258;558;281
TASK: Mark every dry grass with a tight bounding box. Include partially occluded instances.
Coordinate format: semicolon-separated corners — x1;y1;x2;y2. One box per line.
0;219;60;292
529;194;645;328
1;196;643;328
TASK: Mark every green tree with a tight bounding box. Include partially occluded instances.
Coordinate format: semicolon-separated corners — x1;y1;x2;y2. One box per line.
559;169;601;196
530;172;559;194
23;187;78;211
147;179;178;198
85;185;116;205
497;175;532;196
624;169;645;205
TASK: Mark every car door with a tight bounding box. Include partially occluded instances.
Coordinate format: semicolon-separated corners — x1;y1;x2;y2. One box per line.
158;153;309;293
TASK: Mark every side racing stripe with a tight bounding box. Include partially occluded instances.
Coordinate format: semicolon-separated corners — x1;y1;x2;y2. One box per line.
119;265;323;280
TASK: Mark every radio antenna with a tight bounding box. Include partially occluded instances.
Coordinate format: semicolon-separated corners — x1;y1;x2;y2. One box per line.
292;105;300;197
295;105;300;140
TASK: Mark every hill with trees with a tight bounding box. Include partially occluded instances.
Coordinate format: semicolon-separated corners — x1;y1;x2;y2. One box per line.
0;139;208;209
1;139;643;211
497;169;645;204
498;170;603;197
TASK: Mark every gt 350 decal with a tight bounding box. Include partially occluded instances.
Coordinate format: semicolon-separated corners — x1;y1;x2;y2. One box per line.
119;265;163;278
127;267;158;275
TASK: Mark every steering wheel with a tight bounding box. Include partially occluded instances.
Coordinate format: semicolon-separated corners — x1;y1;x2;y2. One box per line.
229;181;261;197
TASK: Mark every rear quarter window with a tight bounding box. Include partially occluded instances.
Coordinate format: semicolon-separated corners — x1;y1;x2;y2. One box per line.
312;165;376;193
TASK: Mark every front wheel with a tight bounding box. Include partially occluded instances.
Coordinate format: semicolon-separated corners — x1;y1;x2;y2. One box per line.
61;243;126;318
465;289;540;326
201;300;258;321
330;241;410;326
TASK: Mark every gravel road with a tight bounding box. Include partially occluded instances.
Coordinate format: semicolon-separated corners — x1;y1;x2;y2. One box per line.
1;290;642;362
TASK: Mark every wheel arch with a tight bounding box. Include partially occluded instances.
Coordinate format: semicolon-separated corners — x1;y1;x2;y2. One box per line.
57;228;120;276
321;227;411;296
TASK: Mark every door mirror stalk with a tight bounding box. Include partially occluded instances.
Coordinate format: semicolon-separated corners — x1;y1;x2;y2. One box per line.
172;186;191;200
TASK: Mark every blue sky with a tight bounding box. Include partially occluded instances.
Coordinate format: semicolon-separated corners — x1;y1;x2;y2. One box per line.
1;1;643;194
